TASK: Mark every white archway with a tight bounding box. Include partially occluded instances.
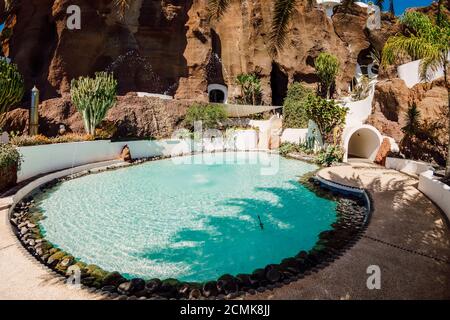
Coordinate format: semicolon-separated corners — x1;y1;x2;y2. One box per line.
343;125;383;162
208;84;228;104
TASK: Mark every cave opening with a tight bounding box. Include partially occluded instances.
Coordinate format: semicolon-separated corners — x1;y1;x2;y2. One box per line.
270;62;288;106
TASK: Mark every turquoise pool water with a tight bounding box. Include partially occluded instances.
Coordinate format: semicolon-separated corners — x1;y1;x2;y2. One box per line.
36;152;337;282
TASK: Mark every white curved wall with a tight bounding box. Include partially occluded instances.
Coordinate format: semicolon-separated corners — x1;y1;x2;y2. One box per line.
419;171;450;221
17;134;259;182
398;53;450;88
343;86;375;126
343;125;383;162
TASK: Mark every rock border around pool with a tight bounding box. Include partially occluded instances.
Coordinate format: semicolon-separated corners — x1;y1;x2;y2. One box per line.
8;154;371;300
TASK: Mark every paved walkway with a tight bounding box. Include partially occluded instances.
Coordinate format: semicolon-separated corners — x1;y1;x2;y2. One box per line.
246;161;450;300
1;161;449;299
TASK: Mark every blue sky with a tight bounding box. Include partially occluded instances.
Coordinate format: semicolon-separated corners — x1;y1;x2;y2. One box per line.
375;0;434;15
0;1;436;33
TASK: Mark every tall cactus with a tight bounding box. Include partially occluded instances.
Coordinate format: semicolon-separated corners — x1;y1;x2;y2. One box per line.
71;72;118;136
0;58;25;128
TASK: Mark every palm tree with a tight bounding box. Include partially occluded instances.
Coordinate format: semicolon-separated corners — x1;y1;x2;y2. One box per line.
208;0;299;57
382;5;450;176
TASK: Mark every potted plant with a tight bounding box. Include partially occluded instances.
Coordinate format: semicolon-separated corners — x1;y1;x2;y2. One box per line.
0;143;22;193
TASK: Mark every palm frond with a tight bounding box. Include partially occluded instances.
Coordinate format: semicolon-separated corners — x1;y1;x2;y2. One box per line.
419;52;448;81
208;0;231;21
375;0;384;10
382;34;440;66
114;0;131;19
401;11;434;36
268;0;297;57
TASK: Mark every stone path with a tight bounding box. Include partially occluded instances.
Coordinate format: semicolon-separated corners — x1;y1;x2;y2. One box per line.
245;162;450;300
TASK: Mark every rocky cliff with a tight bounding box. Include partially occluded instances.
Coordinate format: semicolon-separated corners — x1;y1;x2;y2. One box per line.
0;0;397;104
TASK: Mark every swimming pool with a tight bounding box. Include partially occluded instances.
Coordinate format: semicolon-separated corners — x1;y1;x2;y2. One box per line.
34;152;338;282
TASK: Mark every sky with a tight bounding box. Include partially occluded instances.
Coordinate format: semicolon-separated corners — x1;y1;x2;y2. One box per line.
0;1;437;33
376;0;435;15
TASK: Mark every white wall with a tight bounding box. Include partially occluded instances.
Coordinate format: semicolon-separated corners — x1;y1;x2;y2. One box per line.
17;133;259;182
281;129;308;144
419;171;450;221
342;125;383;162
347;128;381;160
397;55;449;88
343;82;376;126
385;157;433;176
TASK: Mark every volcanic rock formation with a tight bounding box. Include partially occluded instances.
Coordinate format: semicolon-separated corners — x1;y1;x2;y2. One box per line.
1;0;396;104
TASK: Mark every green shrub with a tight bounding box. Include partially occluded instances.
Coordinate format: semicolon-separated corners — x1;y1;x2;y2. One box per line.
315;145;344;167
283;82;313;129
304;95;348;144
10;134;94;147
235;73;262;105
315;52;340;99
0;143;22;170
184;104;227;130
0;59;25;126
71;72;118;135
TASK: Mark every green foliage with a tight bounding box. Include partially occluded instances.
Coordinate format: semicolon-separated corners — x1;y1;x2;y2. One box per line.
235;73;262;105
279;139;316;157
208;0;299;56
208;0;230;20
10;133;95;147
0;143;22;170
268;0;298;57
402;103;421;136
184;104;227;130
382;11;450;81
315;144;344;167
71;72;118;136
283;82;313;128
315;52;340;99
0;59;25;127
351;75;371;100
304;95;348;143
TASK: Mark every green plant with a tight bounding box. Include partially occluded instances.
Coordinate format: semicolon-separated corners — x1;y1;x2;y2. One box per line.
236;73;262;105
10;134;94;147
315;144;344;167
315;52;340;99
283;82;313;128
279;142;300;156
208;0;299;56
402;103;421;137
0;59;25;127
351;75;371;100
304;95;348;144
382;7;450;177
0;143;22;171
71;72;118;136
184;104;227;130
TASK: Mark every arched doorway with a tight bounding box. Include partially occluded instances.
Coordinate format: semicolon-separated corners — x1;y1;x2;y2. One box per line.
208;84;228;104
344;125;383;162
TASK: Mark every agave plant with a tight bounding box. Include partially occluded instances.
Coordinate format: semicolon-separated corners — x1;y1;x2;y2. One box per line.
70;72;118;136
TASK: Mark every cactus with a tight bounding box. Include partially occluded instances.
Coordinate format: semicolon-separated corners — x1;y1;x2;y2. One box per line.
70;72;118;136
0;58;25;128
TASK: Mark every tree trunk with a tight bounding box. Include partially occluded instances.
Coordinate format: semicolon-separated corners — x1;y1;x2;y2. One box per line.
445;63;450;178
